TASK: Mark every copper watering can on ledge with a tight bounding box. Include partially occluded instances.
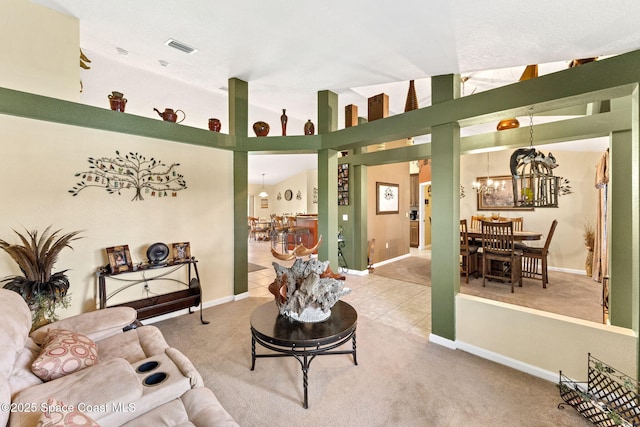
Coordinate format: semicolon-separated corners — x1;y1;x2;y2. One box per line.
154;108;185;123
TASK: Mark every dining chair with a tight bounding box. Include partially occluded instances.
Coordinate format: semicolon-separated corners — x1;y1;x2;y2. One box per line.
470;215;483;230
460;219;478;283
520;220;558;288
509;217;524;231
270;216;288;252
480;220;523;292
367;238;375;272
248;216;258;240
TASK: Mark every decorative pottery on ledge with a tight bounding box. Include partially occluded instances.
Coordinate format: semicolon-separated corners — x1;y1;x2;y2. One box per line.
268;258;351;323
304;119;315;135
208;118;221;132
154;108;186;123
108;91;127;112
253;121;270;137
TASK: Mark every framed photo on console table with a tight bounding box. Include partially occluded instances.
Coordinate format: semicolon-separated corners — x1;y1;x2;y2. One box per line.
106;245;133;273
172;242;191;262
376;182;399;214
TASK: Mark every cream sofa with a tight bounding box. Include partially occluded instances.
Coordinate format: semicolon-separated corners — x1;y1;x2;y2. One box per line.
0;289;238;426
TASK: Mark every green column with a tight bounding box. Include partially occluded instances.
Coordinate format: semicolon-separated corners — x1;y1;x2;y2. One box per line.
230;78;249;296
430;74;461;341
631;87;640;380
610;130;632;328
318;90;339;266
352;164;368;270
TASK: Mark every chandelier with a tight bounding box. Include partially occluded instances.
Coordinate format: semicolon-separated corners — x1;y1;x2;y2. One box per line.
258;173;268;198
472;152;506;195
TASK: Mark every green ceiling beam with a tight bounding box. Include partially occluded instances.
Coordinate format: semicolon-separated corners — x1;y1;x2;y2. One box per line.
0;86;239;150
338;142;431;167
461;109;630;154
1;50;638;158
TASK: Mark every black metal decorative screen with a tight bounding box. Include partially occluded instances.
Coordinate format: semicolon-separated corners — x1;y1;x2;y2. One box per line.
559;354;639;426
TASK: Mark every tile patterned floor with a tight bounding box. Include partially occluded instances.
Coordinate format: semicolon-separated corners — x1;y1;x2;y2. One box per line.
248;239;432;339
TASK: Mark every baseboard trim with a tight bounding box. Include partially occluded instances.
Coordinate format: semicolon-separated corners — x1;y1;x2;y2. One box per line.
233;292;249;301
549;266;587;275
428;333;457;349
455;340;558;383
372;253;411;268
345;268;369;276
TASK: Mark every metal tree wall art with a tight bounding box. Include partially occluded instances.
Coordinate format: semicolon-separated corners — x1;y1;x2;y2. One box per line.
69;150;187;201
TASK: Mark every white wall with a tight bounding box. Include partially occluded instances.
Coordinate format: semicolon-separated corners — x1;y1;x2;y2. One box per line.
248;168;317;219
460;148;604;272
0;115;235;317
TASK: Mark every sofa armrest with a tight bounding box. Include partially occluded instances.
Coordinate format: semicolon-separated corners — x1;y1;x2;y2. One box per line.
30;307;137;345
165;347;204;388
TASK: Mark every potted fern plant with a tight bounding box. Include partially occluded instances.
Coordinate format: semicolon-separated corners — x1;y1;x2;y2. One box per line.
0;226;83;329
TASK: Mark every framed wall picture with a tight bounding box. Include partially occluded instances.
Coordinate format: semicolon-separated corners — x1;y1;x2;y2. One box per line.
172;242;191;262
338;163;349;205
106;245;133;273
376;182;399;214
476;175;533;211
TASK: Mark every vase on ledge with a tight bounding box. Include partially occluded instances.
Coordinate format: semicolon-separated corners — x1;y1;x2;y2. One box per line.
253;121;270;137
280;109;288;136
304;119;314;135
208;118;221;132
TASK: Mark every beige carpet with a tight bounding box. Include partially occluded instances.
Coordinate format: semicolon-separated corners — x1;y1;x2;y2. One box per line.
372;256;603;324
372;256;430;286
155;297;591;427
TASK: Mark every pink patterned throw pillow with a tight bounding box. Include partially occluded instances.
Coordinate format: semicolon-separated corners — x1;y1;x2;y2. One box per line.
37;398;100;427
31;330;98;381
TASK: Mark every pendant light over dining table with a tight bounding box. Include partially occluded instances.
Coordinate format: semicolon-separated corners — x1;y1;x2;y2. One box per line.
509;109;562;208
258;173;268;198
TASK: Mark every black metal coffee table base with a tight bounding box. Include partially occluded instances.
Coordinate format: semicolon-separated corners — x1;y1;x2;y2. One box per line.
250;301;358;409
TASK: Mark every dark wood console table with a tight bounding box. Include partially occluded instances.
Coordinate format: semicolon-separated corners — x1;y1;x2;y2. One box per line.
250;300;357;408
98;258;208;324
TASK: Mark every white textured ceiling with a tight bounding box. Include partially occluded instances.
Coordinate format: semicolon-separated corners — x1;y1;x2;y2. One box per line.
31;0;640;184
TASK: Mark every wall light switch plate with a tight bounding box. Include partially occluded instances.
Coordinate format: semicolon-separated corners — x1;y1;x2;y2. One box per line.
342;214;348;221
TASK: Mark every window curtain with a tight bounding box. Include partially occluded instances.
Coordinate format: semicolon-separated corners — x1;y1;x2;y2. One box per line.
592;149;609;282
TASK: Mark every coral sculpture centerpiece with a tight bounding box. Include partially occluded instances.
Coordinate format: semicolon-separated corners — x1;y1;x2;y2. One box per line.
268;258;351;323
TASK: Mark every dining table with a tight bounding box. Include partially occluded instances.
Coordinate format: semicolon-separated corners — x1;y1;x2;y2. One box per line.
467;228;542;241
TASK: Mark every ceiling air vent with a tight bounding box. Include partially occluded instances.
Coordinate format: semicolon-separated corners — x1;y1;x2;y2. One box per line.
164;39;198;54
